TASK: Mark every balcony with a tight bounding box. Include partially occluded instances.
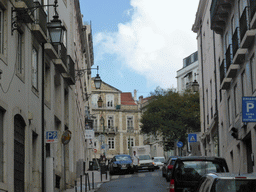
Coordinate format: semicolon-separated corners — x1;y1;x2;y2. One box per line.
250;0;256;28
220;59;231;90
225;44;239;78
31;2;47;43
94;126;118;134
53;43;68;73
210;0;232;34
62;55;75;85
240;6;256;48
14;0;35;23
44;43;58;59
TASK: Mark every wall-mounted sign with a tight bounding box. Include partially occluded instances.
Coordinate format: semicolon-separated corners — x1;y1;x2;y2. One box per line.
61;130;72;145
46;131;58;143
242;97;256;122
85;130;94;140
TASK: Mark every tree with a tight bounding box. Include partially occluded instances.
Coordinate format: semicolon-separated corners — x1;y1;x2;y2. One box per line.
140;87;200;151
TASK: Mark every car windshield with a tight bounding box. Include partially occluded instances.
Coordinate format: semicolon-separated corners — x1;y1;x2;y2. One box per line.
215;179;256;192
139;155;151;160
115;156;131;161
154;158;165;162
174;160;228;181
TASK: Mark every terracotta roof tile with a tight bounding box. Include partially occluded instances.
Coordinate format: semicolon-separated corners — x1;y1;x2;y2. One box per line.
121;93;137;105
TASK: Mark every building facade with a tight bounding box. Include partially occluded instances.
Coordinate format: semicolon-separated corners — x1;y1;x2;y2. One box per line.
176;51;199;93
0;0;94;191
193;0;256;173
90;81;143;159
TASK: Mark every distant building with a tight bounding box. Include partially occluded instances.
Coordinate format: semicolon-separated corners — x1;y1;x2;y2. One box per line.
90;81;143;158
176;51;199;93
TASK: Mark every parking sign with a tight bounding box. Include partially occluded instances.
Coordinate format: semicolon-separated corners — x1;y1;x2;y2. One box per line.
46;131;58;143
242;97;256;122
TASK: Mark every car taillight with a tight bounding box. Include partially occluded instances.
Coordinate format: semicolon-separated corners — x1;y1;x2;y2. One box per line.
168;165;173;170
169;179;175;192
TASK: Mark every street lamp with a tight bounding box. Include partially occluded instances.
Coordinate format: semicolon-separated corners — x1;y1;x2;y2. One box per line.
47;0;66;44
97;96;103;108
75;66;102;89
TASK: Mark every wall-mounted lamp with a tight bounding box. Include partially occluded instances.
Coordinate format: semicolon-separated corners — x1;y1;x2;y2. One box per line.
192;80;199;92
97;96;103;108
75;66;102;89
47;1;66;44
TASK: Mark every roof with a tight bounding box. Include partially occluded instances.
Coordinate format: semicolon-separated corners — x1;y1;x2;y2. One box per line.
121;92;137;105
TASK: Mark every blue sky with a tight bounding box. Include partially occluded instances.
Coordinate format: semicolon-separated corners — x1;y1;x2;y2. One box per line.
80;0;199;98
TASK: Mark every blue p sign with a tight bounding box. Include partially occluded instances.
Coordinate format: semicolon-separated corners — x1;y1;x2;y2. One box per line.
242;97;256;122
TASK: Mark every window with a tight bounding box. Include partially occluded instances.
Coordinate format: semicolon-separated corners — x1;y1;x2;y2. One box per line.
241;71;246;96
106;94;114;108
228;97;232;126
234;84;239;117
127;116;133;129
17;31;23;75
107;115;114;129
127;137;134;149
250;55;256;92
0;109;4;182
91;94;99;108
108;137;115;149
93;118;98;130
0;8;4;54
32;48;38;90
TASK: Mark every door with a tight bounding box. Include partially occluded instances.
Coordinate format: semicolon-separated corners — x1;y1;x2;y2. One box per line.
14;115;26;192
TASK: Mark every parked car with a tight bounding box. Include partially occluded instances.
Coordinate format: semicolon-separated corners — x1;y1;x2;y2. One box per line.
162;156;178;177
165;158;177;182
137;154;155;171
169;156;229;192
153;157;165;169
109;154;134;175
196;173;256;192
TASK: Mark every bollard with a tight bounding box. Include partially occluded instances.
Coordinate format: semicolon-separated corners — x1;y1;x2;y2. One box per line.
75;180;77;192
80;175;82;192
92;172;94;189
85;173;87;192
87;173;91;190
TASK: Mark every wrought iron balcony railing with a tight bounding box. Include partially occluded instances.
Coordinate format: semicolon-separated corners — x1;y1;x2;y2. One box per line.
33;1;47;35
220;59;226;84
250;0;256;21
240;6;250;41
225;45;232;72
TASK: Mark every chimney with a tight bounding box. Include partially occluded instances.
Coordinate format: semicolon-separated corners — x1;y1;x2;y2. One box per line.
134;90;137;101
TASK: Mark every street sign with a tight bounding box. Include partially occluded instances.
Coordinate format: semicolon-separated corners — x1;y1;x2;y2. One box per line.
94;148;97;153
84;130;94;139
46;131;58;143
188;134;197;143
242;97;256;122
177;141;183;148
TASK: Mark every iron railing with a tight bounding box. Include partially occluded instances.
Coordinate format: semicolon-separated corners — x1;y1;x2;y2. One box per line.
250;0;256;21
225;45;232;72
33;1;47;35
220;59;226;84
232;28;239;57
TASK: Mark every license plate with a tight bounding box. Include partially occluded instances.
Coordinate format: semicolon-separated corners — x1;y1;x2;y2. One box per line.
121;167;127;169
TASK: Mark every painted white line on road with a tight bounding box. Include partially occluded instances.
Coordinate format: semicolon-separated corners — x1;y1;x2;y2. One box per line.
152;172;159;176
124;175;132;178
111;175;119;179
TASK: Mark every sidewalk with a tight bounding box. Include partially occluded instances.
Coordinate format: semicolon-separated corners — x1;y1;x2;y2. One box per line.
65;170;110;192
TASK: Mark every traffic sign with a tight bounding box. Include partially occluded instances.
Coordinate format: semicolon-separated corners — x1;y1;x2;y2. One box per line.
177;141;183;148
242;97;256;122
94;148;97;153
46;131;58;143
188;134;197;143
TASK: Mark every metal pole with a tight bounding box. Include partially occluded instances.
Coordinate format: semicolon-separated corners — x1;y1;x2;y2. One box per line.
85;174;87;192
41;43;45;192
92;172;94;189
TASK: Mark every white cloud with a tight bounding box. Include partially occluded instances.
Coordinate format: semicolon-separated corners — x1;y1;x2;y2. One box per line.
94;0;199;89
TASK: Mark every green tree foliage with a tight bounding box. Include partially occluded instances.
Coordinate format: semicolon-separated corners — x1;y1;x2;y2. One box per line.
140;87;200;151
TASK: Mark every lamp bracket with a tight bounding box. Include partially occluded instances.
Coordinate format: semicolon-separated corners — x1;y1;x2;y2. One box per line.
75;66;99;80
11;2;57;35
